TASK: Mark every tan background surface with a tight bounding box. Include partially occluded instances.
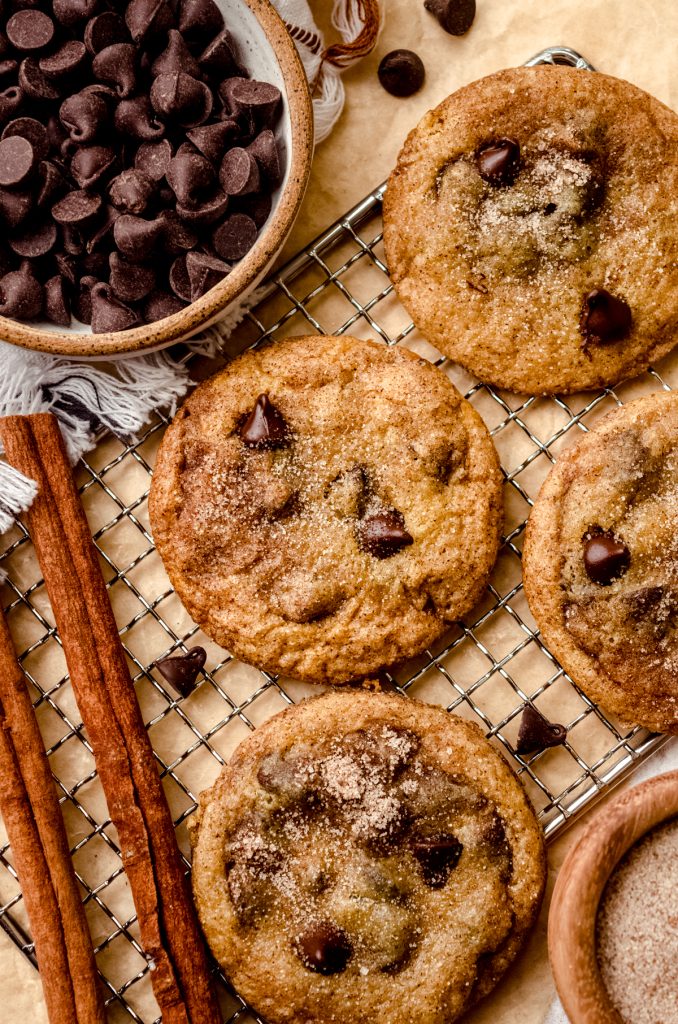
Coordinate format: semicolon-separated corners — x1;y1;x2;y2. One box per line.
2;0;677;1020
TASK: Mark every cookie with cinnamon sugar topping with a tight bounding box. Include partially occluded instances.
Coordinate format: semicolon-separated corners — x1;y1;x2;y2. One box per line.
524;391;678;733
190;690;546;1024
383;66;678;394
149;334;502;684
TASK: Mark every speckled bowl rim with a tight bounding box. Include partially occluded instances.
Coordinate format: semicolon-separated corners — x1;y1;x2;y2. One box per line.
548;767;678;1024
0;0;313;358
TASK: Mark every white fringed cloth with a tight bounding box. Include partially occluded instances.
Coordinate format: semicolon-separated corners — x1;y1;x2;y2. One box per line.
0;0;382;538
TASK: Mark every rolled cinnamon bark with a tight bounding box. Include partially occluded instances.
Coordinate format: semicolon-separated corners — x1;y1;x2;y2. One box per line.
0;413;220;1024
0;606;104;1023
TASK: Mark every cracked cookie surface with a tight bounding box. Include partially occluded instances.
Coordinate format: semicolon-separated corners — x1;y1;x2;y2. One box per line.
523;392;678;733
190;691;546;1024
149;335;502;684
383;66;678;394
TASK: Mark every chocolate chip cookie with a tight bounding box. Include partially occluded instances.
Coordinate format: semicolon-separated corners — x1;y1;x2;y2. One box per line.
523;392;678;733
190;690;546;1024
383;66;678;394
149;334;503;684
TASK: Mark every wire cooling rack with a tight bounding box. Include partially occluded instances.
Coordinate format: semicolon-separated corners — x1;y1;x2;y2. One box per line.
0;45;675;1024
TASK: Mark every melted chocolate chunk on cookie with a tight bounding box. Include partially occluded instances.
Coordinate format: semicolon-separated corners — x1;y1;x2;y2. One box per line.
515;705;567;754
412;834;463;887
583;529;631;585
156;645;206;696
580;288;632;346
295;921;353;975
357;507;414;559
240;393;290;449
625;586;677;628
476;138;520;186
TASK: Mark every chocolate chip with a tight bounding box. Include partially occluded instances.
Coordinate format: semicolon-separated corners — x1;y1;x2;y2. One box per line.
52;189;101;225
152;29;200;78
73;273;97;323
579;288;632;346
151;72;213;128
10;218;57;257
188;120;238;165
240;394;290;449
424;0;476;34
241;191;272;229
159;209;198;254
0;187;33;227
0;86;23;126
169;253;192;301
19;57;61;101
90;282;140;334
224;78;282;129
516;705;567;754
0;135;36;188
357;508;414;559
219;147;260;196
86;203;119;252
378;50;425;97
199;29;239;76
109;169;155;214
583;530;630;585
53;0;100;29
212;213;257;260
39;41;88;78
60;91;109;142
477;138;521;186
167;146;215;204
114;96;164;141
125;0;175;43
412;834;463;887
2;118;49;164
113;213;164;260
155;645;206;697
185;250;229;300
93;44;138;98
71;145;116;189
0;61;18;83
61;222;85;255
295;922;352;975
0;261;43;318
109;251;156;303
142;289;186;322
248;129;281;183
178;0;224;44
6;10;55;52
84;12;129;54
135;138;173;181
44;274;71;326
176;188;228;225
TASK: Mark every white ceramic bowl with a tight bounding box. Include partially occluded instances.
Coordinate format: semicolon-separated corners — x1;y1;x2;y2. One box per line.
2;0;313;358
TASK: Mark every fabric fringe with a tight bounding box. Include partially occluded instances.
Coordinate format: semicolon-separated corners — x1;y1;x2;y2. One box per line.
0;462;38;537
324;0;383;68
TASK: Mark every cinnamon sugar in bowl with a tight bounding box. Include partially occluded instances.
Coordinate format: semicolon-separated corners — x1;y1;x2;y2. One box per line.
548;768;678;1024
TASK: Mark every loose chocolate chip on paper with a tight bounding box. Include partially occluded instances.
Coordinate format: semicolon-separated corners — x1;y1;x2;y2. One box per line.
477;138;521;186
424;0;476;35
357;508;414;559
378;49;425;97
295;922;352;975
412;834;463;887
213;213;257;260
516;705;567;754
579;288;632;346
0;135;35;186
240;394;290;449
155;645;207;697
6;10;55;52
583;530;630;585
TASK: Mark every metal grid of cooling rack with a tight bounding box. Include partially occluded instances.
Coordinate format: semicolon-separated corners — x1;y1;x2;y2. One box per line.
0;45;674;1023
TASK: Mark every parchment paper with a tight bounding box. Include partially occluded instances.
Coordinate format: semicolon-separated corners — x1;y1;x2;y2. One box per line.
2;0;677;1020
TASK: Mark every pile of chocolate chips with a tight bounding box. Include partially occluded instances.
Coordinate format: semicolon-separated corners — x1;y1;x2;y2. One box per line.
0;0;284;333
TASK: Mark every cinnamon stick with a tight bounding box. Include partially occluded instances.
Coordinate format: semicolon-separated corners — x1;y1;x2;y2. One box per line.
0;414;221;1024
0;605;104;1023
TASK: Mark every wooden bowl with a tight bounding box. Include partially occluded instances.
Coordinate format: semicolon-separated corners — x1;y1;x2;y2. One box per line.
548;768;678;1023
2;0;313;359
